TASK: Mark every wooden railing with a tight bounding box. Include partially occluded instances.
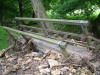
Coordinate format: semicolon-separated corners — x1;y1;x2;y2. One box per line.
3;17;100;50
15;17;89;25
3;26;68;57
15;17;89;38
15;17;91;44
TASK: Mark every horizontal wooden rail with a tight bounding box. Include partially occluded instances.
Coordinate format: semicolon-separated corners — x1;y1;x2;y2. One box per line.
19;25;83;38
19;25;100;43
3;26;69;57
17;25;96;49
19;25;42;31
15;17;89;25
3;26;66;49
47;29;83;37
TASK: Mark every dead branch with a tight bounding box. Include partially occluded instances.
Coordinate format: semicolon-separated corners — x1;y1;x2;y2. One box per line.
21;35;38;52
0;45;13;58
22;38;32;50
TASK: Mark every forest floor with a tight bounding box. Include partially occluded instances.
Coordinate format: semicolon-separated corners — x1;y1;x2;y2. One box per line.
0;37;100;75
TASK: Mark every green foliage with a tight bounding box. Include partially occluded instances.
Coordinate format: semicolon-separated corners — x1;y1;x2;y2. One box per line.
22;0;33;17
45;0;100;35
0;0;100;38
46;0;100;19
1;0;100;50
0;0;18;20
42;0;58;10
0;0;33;24
1;0;100;22
0;26;9;50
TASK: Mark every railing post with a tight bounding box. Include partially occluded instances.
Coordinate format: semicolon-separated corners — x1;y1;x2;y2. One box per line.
83;24;92;48
58;41;68;57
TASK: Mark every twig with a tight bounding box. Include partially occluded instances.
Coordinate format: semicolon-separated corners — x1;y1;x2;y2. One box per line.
22;39;33;50
0;45;13;58
40;51;51;62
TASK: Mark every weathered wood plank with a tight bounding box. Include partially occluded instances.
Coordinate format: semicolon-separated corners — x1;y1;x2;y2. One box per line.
19;25;82;38
3;27;64;45
47;29;83;37
3;26;67;54
18;25;100;43
17;25;96;49
19;25;42;31
18;25;83;38
15;17;89;25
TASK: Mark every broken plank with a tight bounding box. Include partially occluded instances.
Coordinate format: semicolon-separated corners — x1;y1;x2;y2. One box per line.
3;26;68;57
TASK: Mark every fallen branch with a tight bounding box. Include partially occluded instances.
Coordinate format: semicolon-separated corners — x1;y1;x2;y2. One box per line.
64;40;95;49
3;27;67;56
0;45;13;58
21;35;39;52
19;25;42;31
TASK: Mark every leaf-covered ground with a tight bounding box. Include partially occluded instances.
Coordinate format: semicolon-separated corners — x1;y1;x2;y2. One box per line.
0;36;100;75
0;49;95;75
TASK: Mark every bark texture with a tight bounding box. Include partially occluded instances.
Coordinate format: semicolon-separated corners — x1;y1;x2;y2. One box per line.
31;0;53;35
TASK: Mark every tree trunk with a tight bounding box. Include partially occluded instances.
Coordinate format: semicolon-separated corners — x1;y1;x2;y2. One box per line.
32;11;36;18
91;13;100;38
18;0;23;17
0;1;3;25
17;0;24;25
0;12;3;25
30;0;53;35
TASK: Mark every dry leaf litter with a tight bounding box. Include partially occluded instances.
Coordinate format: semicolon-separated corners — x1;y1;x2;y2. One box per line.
0;49;96;75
